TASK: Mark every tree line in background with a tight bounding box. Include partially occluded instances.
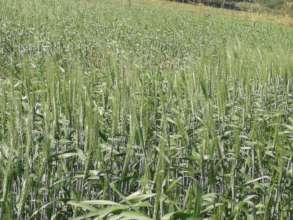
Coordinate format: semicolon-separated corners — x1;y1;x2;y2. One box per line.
173;0;293;13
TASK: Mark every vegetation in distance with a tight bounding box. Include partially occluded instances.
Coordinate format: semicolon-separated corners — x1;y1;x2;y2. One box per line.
0;0;292;219
171;0;293;15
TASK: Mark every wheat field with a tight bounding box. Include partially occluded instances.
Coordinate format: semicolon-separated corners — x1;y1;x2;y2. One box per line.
0;0;292;219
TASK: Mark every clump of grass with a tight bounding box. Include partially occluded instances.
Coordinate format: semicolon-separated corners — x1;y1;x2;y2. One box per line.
0;0;292;219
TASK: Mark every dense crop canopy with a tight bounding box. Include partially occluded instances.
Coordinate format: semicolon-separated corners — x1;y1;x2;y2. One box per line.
0;0;292;219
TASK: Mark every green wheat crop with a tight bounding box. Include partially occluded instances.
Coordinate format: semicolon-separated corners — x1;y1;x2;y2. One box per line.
0;0;292;219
